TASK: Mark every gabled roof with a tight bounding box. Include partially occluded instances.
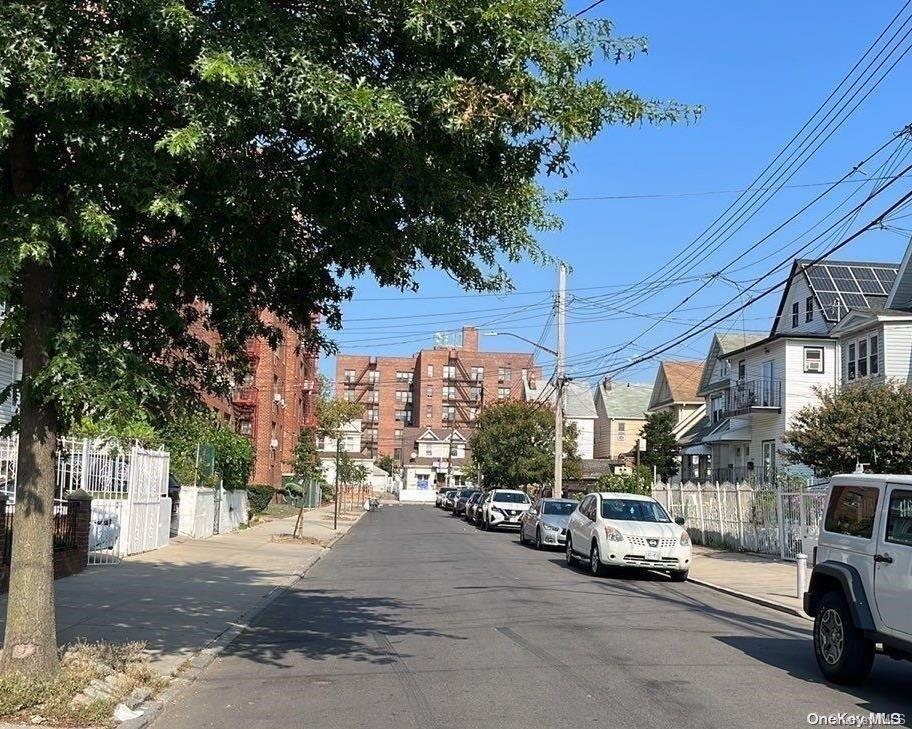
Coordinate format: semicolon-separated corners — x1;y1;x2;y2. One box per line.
697;331;767;396
830;307;912;336
595;381;652;419
649;360;704;410
771;258;899;333
525;378;598;419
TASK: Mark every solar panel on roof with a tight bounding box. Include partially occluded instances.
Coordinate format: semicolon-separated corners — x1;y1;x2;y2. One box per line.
874;267;898;288
827;265;861;292
841;292;868;309
806;266;835;291
851;267;885;294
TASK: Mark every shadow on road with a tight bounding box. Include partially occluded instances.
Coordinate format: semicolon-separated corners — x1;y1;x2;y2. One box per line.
222;587;466;668
716;636;912;714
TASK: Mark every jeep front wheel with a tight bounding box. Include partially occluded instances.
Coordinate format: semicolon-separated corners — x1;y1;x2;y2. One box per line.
813;591;875;685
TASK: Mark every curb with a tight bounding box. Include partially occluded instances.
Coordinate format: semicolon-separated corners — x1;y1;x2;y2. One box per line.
687;576;811;621
119;510;366;729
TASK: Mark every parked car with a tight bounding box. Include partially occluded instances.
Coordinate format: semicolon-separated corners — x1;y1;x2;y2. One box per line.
468;492;487;525
437;488;456;508
442;489;459;511
804;474;912;685
519;497;577;549
480;489;531;530
463;491;483;521
452;489;481;517
565;492;691;581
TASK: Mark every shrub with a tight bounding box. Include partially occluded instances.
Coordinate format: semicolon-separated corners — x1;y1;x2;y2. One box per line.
247;484;274;514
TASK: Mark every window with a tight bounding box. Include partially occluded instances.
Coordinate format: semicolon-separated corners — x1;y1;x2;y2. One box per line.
367;370;379;385
497;387;510;399
424;445;433;456
720;359;729;378
443;364;456;380
870;335;879;375
426;385;434;398
791;301;799;328
824;485;879;539
711;394;725;423
343;388;355;402
395;409;408;422
617;422;626;441
885;489;912;547
443;405;456;421
395;390;411;403
803;347;824;374
443;385;457;400
344;369;356;383
345;434;360;451
738;360;746;381
237;420;252;436
471;366;484;381
847;343;856;381
858;339;868;378
427;364;434;377
806;296;814;323
367;390;379;403
498;367;512;382
426;404;433;420
396;370;411;382
393;448;402;461
366;408;378;422
468;406;478;421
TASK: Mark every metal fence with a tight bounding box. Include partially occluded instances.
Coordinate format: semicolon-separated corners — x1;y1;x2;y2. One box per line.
2;501;78;565
0;436;170;566
653;480;829;561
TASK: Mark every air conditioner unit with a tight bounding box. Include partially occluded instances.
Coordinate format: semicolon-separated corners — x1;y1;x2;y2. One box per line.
270;438;279;449
806;360;823;373
273;393;285;407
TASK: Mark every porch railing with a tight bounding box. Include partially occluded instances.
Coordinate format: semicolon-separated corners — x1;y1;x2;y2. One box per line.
725;379;782;415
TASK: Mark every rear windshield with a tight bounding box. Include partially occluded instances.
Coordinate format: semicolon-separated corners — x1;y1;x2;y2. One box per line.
493;492;530;504
542;501;577;516
600;499;670;523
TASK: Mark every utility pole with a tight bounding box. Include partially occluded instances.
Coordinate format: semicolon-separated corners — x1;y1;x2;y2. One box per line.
554;262;566;499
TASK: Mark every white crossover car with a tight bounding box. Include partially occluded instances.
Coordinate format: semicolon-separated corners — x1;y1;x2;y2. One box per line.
565;492;692;581
481;489;531;530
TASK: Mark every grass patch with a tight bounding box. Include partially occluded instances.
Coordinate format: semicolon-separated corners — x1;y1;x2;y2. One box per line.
0;641;167;727
262;502;300;519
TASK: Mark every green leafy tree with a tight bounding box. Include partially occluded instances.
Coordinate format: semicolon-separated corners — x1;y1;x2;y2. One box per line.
640;410;679;480
160;414;254;492
785;383;912;476
375;454;399;477
469;401;580;489
0;2;694;676
292;426;323;485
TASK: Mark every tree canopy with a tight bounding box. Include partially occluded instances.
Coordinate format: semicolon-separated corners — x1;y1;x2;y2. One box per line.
469;400;580;489
641;410;678;480
786;383;912;476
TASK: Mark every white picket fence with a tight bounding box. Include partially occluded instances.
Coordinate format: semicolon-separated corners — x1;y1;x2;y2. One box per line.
0;436;172;565
652;481;829;561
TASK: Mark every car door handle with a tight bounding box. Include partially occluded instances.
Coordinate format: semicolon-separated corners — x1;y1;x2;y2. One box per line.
874;553;894;564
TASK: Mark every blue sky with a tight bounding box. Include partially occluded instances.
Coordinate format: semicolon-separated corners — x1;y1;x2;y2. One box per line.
322;1;912;388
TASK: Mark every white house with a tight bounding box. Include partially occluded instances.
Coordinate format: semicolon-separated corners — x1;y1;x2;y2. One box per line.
523;377;598;460
318;419;380;487
646;361;706;439
398;427;474;490
592;379;652;462
697;257;899;482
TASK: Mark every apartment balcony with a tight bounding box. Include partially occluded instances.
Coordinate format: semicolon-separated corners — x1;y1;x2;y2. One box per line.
724;379;782;417
231;386;258;416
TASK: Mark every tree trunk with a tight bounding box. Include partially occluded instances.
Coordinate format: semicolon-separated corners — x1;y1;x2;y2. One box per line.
0;120;62;677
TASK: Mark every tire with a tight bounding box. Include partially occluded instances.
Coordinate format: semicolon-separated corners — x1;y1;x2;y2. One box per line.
519;526;527;545
535;528;543;550
483;515;490;531
813;591;875;685
590;542;608;578
566;536;577;566
670;569;689;582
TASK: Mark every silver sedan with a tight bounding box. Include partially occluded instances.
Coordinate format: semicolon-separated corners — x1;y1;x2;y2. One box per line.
519;498;578;549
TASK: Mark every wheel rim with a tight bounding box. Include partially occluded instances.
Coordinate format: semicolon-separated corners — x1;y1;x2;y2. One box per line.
819;608;845;666
566;539;573;563
536;530;541;548
590;546;599;574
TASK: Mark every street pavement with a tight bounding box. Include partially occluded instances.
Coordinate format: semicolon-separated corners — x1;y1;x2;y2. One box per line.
155;505;911;729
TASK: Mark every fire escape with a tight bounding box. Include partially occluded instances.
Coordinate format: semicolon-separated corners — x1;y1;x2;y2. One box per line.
343;357;383;453
443;353;482;429
231;340;261;439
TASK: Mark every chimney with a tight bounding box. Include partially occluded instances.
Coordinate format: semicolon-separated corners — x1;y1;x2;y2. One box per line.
603;376;612;391
462;326;479;351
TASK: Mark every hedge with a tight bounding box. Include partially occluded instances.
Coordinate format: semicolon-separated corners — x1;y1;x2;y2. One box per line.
247;484;274;514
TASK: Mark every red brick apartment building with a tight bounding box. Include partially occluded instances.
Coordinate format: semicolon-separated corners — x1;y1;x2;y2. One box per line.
198;311;318;488
335;326;539;460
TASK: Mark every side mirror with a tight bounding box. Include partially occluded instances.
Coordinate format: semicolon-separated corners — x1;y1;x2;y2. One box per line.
675;517;686;526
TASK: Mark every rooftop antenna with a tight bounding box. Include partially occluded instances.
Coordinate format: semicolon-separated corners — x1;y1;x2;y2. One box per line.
854;460;869;474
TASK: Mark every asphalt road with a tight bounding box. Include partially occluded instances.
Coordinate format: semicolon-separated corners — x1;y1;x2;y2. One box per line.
155;505;911;729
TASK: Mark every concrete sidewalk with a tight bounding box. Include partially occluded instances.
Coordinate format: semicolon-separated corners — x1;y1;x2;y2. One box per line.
0;502;365;677
689;545;808;618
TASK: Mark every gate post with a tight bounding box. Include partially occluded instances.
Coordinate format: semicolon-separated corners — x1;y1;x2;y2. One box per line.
776;489;787;560
798;487;808;542
697;482;706;545
734;483;745;551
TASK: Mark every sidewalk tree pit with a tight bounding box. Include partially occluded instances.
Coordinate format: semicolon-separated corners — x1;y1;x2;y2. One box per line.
0;3;695;676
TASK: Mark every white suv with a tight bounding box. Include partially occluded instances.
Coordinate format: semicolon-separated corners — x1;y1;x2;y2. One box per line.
804;474;912;685
565;492;692;581
480;489;531;530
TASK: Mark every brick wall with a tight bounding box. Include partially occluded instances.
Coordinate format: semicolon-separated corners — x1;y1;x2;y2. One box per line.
1;491;92;594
